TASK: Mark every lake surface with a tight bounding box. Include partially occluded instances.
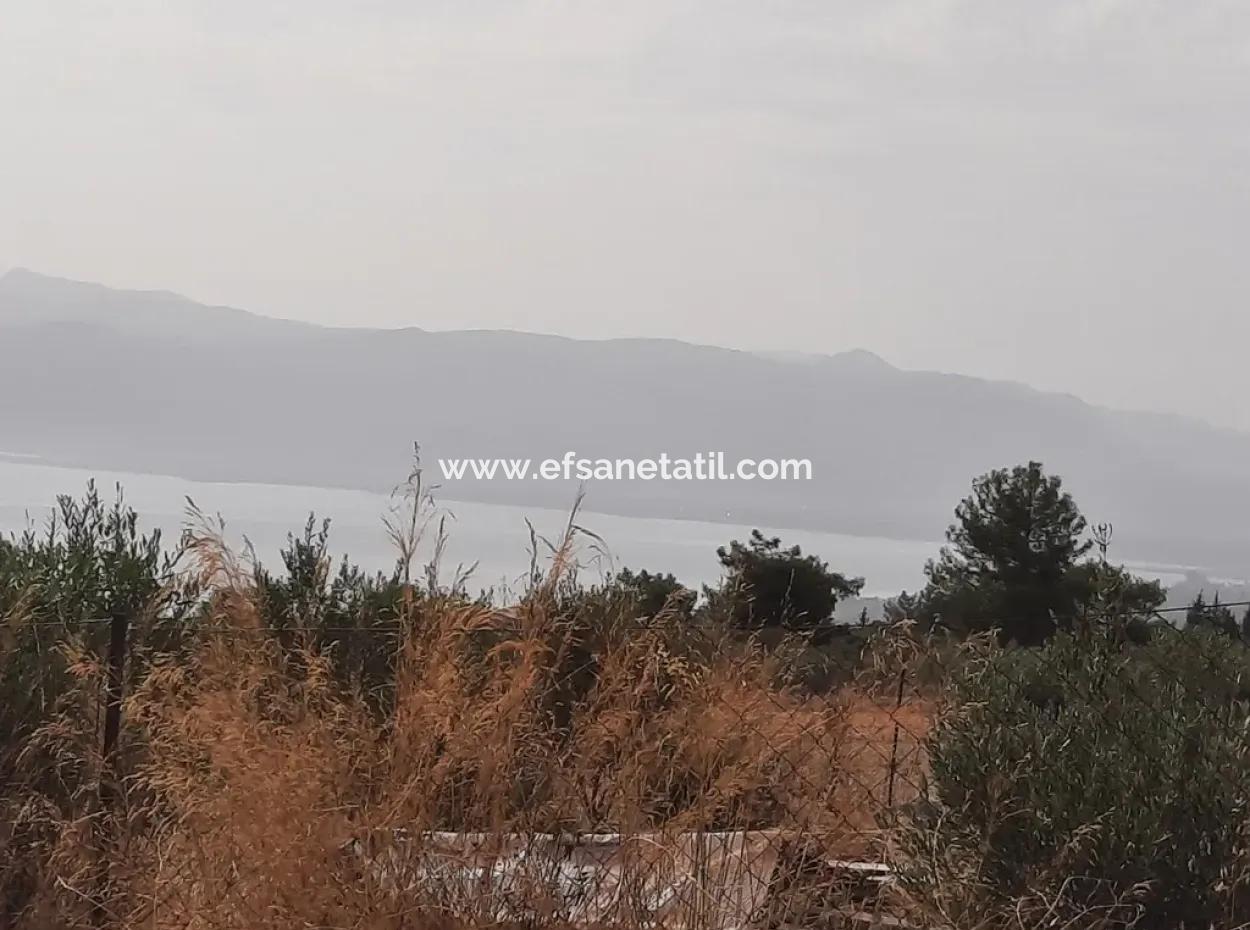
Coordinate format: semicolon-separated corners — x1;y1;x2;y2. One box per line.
0;459;1188;599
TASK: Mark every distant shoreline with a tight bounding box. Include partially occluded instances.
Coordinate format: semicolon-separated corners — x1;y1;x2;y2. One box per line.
0;455;1215;597
0;451;933;547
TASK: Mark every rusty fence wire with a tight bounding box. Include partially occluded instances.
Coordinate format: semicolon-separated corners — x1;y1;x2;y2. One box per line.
8;598;1250;930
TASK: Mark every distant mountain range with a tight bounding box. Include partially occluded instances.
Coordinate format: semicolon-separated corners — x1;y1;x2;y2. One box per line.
4;267;1250;575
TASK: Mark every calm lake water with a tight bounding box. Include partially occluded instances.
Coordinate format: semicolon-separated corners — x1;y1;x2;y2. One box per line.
0;459;1188;599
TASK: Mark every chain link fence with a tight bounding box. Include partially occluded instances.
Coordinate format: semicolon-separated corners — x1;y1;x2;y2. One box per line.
7;594;1250;929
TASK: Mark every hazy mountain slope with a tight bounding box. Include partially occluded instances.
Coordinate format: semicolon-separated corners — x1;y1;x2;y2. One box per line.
0;267;322;343
3;268;1249;573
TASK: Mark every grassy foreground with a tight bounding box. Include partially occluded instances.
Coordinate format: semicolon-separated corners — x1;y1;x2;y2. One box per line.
5;484;1250;929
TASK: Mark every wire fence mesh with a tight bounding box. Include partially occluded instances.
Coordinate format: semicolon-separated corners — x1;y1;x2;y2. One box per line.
8;596;1250;929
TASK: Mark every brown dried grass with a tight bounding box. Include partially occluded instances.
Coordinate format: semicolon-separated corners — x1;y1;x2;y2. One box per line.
2;520;933;930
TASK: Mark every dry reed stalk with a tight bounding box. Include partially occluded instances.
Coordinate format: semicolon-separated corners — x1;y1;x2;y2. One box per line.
2;506;946;930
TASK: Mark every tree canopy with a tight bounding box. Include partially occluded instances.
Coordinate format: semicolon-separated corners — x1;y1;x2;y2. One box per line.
919;461;1162;645
712;529;863;630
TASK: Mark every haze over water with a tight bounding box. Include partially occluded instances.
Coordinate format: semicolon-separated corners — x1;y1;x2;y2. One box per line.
0;458;1189;601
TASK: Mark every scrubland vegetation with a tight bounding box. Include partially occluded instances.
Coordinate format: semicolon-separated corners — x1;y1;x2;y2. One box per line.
4;462;1250;929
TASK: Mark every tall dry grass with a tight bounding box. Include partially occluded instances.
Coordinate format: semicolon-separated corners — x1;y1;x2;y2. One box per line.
4;514;899;930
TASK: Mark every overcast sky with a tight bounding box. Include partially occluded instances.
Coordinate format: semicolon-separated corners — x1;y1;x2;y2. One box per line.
3;1;1250;428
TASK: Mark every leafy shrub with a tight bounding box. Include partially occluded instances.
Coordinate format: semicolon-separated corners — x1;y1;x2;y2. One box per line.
899;626;1250;928
709;529;863;630
0;484;199;922
253;514;411;709
612;567;695;619
0;484;194;775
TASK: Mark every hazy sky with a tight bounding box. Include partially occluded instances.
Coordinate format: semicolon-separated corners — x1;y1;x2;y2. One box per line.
4;2;1250;428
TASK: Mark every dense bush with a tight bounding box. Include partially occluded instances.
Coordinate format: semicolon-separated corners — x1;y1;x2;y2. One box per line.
900;625;1250;929
709;529;864;630
252;514;412;708
0;484;194;778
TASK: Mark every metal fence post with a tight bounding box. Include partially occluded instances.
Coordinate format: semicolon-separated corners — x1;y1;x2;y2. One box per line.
100;612;129;800
94;611;130;927
886;665;907;810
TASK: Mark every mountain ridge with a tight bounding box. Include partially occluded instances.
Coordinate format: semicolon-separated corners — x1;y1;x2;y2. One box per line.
3;268;1250;574
3;267;1222;431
